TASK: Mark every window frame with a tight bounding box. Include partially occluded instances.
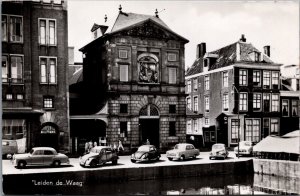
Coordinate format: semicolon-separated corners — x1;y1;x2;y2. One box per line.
222;71;228;87
187;120;192;134
270;118;279;135
271;71;279;89
263;93;271;112
193;96;198;112
120;103;128;114
186;97;191;110
120;121;128;138
38;18;57;46
167;52;178;62
239;92;248;111
282;99;289;117
204;75;209;90
169;121;176;136
6;54;24;84
2;54;8;83
253;93;262;112
2;14;8;42
193;78;198;91
118;49;128;59
204;118;209;126
119;64;129;82
253;70;261;87
168;67;177;84
43;96;54;109
231;119;239;143
222;93;229;112
204;96;209;112
263;71;271;89
292;100;299;117
39;56;57;84
239;69;248;86
9;15;23;43
193;119;198;133
245;118;260;142
169;104;176;114
271;94;279;112
187;80;191;93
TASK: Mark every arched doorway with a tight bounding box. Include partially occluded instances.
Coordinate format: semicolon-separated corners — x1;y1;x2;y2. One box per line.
40;122;59;150
139;104;160;148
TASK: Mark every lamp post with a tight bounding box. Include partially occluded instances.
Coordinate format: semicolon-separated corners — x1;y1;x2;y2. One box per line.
232;83;240;158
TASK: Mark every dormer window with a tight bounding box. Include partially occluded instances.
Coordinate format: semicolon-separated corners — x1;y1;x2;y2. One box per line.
254;52;260;62
204;58;209;67
93;30;97;39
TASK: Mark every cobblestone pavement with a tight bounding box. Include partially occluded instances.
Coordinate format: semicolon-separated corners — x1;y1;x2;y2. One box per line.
2;151;252;175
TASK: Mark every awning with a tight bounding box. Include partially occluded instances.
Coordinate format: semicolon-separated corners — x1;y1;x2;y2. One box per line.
3;108;44;115
70;115;108;125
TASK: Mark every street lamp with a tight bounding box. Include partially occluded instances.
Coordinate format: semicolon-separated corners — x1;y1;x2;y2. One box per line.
232;83;240;158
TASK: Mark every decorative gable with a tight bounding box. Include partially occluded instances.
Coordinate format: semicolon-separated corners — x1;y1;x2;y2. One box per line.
114;20;182;41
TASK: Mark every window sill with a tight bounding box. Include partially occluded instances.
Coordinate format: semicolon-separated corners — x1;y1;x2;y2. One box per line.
40;83;57;85
43;108;55;111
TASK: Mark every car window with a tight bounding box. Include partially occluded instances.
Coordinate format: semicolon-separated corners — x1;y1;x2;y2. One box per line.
212;145;224;150
44;150;54;155
190;145;195;149
2;141;9;146
186;146;190;150
33;150;44;155
138;146;150;152
175;145;185;150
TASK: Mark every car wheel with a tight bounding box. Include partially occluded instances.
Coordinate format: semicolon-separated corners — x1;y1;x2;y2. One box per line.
17;160;26;169
168;157;173;161
112;159;118;165
131;159;136;163
180;155;185;161
90;160;97;167
53;160;61;167
209;157;212;160
193;155;197;159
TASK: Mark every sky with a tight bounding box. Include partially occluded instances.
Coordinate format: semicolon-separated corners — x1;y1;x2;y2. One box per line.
68;1;299;68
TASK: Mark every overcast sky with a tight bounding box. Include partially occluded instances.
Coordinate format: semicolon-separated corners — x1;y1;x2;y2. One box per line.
68;1;299;68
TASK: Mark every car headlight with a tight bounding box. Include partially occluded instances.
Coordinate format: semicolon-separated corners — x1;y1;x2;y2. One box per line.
131;154;134;158
141;154;147;159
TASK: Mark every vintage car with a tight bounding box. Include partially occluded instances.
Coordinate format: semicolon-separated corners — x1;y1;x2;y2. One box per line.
166;143;200;161
234;141;254;157
12;147;69;168
131;145;160;163
79;146;118;167
2;139;18;159
209;143;229;160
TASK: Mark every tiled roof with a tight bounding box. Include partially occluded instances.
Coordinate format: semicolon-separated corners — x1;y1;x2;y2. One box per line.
186;41;276;76
111;12;170;33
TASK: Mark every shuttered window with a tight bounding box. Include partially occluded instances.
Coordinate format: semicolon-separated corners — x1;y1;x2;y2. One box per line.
168;67;176;84
119;64;128;82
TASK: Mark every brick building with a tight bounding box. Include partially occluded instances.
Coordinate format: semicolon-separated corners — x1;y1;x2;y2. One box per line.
69;7;188;153
2;1;70;153
185;35;288;148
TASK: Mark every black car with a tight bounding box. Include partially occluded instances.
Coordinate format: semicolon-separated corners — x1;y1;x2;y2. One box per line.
131;145;160;163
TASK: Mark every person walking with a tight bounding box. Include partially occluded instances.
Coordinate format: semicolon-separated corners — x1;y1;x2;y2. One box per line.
146;139;150;145
118;139;124;153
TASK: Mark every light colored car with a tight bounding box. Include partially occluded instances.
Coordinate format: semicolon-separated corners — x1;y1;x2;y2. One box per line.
166;143;200;161
12;147;69;168
209;143;229;160
79;146;118;167
131;145;160;163
234;141;254;157
2;139;18;159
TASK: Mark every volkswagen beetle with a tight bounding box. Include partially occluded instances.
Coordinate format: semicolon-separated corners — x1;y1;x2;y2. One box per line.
79;146;118;167
209;143;229;160
131;145;160;163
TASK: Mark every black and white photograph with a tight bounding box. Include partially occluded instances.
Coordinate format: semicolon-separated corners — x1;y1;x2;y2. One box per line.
1;0;300;195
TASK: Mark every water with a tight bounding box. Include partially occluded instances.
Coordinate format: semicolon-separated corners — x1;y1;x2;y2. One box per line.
3;174;299;195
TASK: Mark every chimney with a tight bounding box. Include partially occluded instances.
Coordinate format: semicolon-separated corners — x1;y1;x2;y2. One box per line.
196;42;206;58
240;34;246;42
264;45;270;57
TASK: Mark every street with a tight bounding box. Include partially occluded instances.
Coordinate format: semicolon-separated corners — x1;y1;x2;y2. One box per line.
2;151;252;175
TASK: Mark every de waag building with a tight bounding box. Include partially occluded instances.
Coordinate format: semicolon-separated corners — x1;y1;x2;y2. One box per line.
2;1;70;153
69;7;189;153
185;35;289;148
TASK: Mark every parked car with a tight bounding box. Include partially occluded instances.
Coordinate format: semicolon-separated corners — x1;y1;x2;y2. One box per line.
79;146;118;167
2;139;18;159
209;143;229;160
234;141;254;157
166;143;200;161
12;147;69;168
131;145;160;163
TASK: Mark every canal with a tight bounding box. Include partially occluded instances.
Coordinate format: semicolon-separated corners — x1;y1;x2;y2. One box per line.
3;173;299;195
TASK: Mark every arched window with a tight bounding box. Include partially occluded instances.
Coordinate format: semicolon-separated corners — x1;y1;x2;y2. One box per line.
41;124;56;134
139;104;159;117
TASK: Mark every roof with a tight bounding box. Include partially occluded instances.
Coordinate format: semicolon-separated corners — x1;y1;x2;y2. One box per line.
32;147;56;151
253;130;300;154
69;68;83;85
186;41;278;76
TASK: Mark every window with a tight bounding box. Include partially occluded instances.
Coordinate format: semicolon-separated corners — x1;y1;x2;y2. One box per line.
239;93;247;111
2;15;7;41
119;64;128;82
263;93;270;112
223;94;229;111
204;75;209;90
120;122;128;137
120;104;128;114
223;71;228;87
271;94;279;112
282;100;289;117
187;80;191;93
254;52;260;62
187;120;192;134
292;100;298;116
168;67;176;84
10;16;23;42
2;119;25;136
270;118;279;135
44;150;54;155
263;71;270;89
231;119;239;143
43;97;54;108
119;49;128;59
168;53;177;61
253;70;261;86
263;118;270;138
203;58;209;67
16;94;23;100
2;55;8;82
210;132;216;142
169;121;176;136
169;104;176;114
39;19;56;45
193;78;198;91
204;132;210;142
40;57;56;84
253;93;261;111
239;69;247;86
245;119;260;142
193;96;198;112
187;97;191;110
297;79;300;91
6;94;13;100
204;118;209;126
193;120;198;133
271;71;279;89
204;96;209;112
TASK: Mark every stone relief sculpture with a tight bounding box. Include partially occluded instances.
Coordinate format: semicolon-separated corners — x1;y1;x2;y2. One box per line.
138;53;159;83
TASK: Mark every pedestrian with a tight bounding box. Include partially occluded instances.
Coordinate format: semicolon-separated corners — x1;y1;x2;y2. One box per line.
93;141;97;147
84;142;89;154
146;139;150;145
88;141;93;151
118;139;124;152
113;142;118;152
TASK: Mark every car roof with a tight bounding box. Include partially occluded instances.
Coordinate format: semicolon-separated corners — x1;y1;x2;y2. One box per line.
140;145;155;147
32;147;56;151
213;143;225;146
93;146;111;150
175;143;193;146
